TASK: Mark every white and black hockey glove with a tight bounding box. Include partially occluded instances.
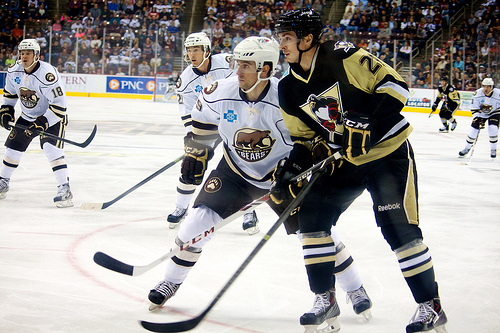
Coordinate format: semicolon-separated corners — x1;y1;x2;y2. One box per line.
0;105;14;130
181;139;214;185
343;112;372;160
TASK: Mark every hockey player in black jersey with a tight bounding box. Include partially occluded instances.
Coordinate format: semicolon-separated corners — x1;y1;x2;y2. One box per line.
272;9;447;333
431;76;460;133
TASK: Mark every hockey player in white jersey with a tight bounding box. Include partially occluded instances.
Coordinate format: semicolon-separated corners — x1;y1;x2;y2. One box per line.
148;37;372;329
459;77;500;158
169;31;260;234
0;39;73;207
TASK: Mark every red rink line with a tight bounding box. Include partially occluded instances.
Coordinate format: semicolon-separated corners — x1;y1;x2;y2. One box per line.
66;215;265;333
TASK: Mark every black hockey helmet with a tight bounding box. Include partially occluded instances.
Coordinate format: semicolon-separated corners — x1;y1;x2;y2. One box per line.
275;9;324;45
440;76;448;82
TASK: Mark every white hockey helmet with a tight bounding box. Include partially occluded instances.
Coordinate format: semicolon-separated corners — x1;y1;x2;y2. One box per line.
184;32;212;68
482;77;494;86
18;39;41;56
232;36;280;76
184;32;211;53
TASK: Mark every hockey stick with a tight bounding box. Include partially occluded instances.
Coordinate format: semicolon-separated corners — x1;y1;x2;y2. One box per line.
139;152;341;333
93;152;342;276
81;154;184;210
93;193;270;276
9;121;97;148
459;129;480;165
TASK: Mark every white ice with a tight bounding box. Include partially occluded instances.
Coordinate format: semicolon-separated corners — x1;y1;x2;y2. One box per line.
1;97;499;333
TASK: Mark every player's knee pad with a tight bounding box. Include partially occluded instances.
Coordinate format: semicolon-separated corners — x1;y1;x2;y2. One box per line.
43;142;65;161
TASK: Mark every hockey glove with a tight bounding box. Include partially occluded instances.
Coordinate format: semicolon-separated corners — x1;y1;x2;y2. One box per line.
0;105;15;130
311;136;343;175
25;116;49;138
343;112;372;160
181;139;214;185
270;143;312;205
431;104;437;113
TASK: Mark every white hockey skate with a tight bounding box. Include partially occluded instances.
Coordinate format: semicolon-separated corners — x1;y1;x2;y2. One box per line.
300;289;340;333
406;298;447;333
242;210;260;235
0;177;9;199
167;207;187;229
54;183;73;208
148;280;182;311
346;285;372;320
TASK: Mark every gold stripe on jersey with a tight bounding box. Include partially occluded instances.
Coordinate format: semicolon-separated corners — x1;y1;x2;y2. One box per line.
404;142;418;225
281;107;317;141
192;119;218;138
3;88;17;99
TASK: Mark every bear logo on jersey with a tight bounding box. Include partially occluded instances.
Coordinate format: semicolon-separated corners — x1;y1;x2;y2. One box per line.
19;87;40;109
204;177;222;193
233;128;276;162
308;95;342;132
204;81;218;95
45;73;55;82
176;77;182;89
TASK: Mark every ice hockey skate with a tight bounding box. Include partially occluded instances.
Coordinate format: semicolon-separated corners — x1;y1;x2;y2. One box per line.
167;207;187;229
300;289;340;333
0;177;9;199
438;124;449;133
450;119;457;131
406;298;448;333
54;183;73;208
346;285;372;320
148;280;181;311
491;149;496;158
458;148;470;157
242;210;259;235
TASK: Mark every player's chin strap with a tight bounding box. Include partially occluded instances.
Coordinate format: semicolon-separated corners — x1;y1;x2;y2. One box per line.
296;39;318;65
241;72;273;94
17;54;39;71
193;50;211;69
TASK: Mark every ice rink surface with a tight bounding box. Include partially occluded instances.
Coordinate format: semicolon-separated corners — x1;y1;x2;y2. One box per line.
1;97;499;333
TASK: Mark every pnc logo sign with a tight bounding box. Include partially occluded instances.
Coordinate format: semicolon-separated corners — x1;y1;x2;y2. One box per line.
146;81;156;91
109;79;120;90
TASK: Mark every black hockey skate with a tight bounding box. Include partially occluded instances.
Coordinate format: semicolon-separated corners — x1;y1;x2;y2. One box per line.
450;119;457;131
491;149;497;159
300;289;340;333
167;207;187;229
148;280;181;311
406;297;447;333
242;210;260;235
346;285;372;320
438;124;449;133
458;148;470;157
0;177;9;199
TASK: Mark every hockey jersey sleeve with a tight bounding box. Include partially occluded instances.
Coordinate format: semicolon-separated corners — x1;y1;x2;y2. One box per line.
39;68;68;126
190;83;221;144
433;87;443;107
2;70;19;107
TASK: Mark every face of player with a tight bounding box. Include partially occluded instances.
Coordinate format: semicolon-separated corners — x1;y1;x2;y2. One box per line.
236;60;259;91
483;85;492;95
440;80;447;87
277;31;301;63
20;50;37;69
186;46;208;68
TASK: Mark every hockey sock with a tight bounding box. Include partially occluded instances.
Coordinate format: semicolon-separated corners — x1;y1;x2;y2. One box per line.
329;228;362;292
464;127;480;149
302;231;336;293
1;148;23;179
164;237;202;284
175;178;196;209
50;157;69;185
395;239;438;303
488;124;498;151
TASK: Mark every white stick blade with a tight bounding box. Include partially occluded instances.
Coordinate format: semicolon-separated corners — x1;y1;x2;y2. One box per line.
80;202;104;210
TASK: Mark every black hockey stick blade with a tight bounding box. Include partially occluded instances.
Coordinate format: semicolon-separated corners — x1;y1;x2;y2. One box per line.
92;194;270;276
9;121;97;148
139;154;340;332
81;154;184;210
93;251;134;275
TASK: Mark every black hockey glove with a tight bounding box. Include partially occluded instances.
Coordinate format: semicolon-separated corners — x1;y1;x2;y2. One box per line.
270;143;312;205
181;139;214;185
25;116;49;138
431;104;437;113
0;105;15;130
311;136;343;175
343;112;372;160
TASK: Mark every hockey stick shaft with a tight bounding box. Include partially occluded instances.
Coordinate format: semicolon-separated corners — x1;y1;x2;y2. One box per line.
93;152;342;276
93;193;270;276
140;154;340;332
81;154;184;210
9;121;97;148
464;129;480;165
